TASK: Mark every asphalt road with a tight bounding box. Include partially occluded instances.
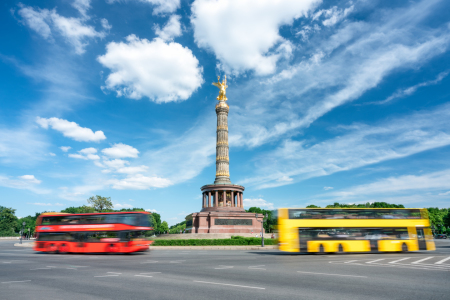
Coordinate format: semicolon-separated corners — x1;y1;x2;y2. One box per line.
1;240;449;300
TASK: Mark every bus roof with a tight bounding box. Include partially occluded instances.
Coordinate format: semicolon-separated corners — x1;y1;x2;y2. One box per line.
281;208;423;210
37;211;150;217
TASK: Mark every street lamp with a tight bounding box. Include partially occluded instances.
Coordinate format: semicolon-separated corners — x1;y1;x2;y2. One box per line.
256;213;269;247
20;222;25;244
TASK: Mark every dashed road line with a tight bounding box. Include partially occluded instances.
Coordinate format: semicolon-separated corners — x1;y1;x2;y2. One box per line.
297;271;367;278
389;257;411;264
215;265;234;269
2;280;31;284
435;257;450;265
248;265;266;270
194;280;265;290
367;259;385;264
412;257;434;264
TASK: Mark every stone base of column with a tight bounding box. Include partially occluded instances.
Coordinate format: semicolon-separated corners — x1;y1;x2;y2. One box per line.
214;176;232;185
188;211;264;234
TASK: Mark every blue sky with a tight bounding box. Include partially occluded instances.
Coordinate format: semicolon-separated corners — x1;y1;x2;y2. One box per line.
1;0;450;224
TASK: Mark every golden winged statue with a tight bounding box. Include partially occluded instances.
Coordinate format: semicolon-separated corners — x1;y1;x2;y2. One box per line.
212;75;228;100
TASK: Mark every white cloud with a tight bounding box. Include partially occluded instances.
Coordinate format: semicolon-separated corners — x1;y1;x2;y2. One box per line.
155;15;182;41
191;0;320;75
371;71;449;105
323;186;333;190
106;0;180;15
17;4;107;54
335;170;450;196
28;202;63;206
314;5;355;27
116;166;149;174
242;103;450;189
109;174;172;190
36;117;106;142
0;175;49;194
49;152;56;156
17;4;52;39
243;198;274;210
60;146;71;152
146;208;158;213
102;143;139;158
72;0;91;18
102;158;129;169
19;175;41;184
101;18;112;30
68;147;100;160
114;203;133;209
98;34;203;102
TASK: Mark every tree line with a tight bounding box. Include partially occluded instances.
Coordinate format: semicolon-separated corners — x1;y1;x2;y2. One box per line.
1;199;449;236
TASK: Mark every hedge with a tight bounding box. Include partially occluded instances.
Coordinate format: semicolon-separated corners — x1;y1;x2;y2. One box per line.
151;237;278;246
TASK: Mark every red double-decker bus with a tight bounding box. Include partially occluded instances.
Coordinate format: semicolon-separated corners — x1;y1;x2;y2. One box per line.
34;211;154;254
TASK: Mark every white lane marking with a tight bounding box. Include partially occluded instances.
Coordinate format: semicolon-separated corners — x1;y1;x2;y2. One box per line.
140;272;161;274
215;265;234;270
435;257;450;265
297;271;367;278
343;260;358;263
107;272;122;274
389;257;411;264
94;275;119;277
367;259;385;264
330;261;450;272
135;275;153;278
30;268;51;270
412;257;434;264
248;265;266;270
2;280;31;284
66;268;77;270
193;280;265;290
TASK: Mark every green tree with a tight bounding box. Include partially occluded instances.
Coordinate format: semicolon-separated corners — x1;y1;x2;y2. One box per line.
0;206;18;236
87;195;113;212
152;213;162;233
61;205;96;214
306;205;321;208
150;214;157;232
159;221;169;234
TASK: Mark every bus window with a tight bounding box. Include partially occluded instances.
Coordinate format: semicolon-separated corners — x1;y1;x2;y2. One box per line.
37;232;73;241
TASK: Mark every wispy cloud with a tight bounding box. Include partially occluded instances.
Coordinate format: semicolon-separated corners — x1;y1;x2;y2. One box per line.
368;71;449;105
242;103;450;189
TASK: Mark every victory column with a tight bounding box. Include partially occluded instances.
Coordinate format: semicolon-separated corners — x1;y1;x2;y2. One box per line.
187;76;264;234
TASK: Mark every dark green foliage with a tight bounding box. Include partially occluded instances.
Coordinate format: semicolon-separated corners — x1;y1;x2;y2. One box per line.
152;237;278;246
246;207;275;232
426;208;449;233
0;206;18;236
325;202;405;208
306;205;320;208
61;205;96;214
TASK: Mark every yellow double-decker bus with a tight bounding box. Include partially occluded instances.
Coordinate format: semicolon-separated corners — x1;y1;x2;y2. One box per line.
276;208;435;253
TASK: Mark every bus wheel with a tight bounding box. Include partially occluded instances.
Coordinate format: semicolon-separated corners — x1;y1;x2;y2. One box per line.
401;243;408;252
47;243;58;254
59;244;69;254
319;245;325;254
337;244;344;254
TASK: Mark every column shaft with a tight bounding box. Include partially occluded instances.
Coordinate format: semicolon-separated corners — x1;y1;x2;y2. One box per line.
231;191;234;207
223;191;226;206
208;191;211;207
215;191;218;207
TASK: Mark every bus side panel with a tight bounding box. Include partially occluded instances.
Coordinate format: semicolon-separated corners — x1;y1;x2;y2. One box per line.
378;240;417;252
278;209;299;252
307;240;370;252
424;227;436;251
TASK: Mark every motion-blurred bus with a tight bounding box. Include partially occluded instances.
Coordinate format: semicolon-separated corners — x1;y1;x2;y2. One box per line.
275;208;435;253
34;211;154;254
